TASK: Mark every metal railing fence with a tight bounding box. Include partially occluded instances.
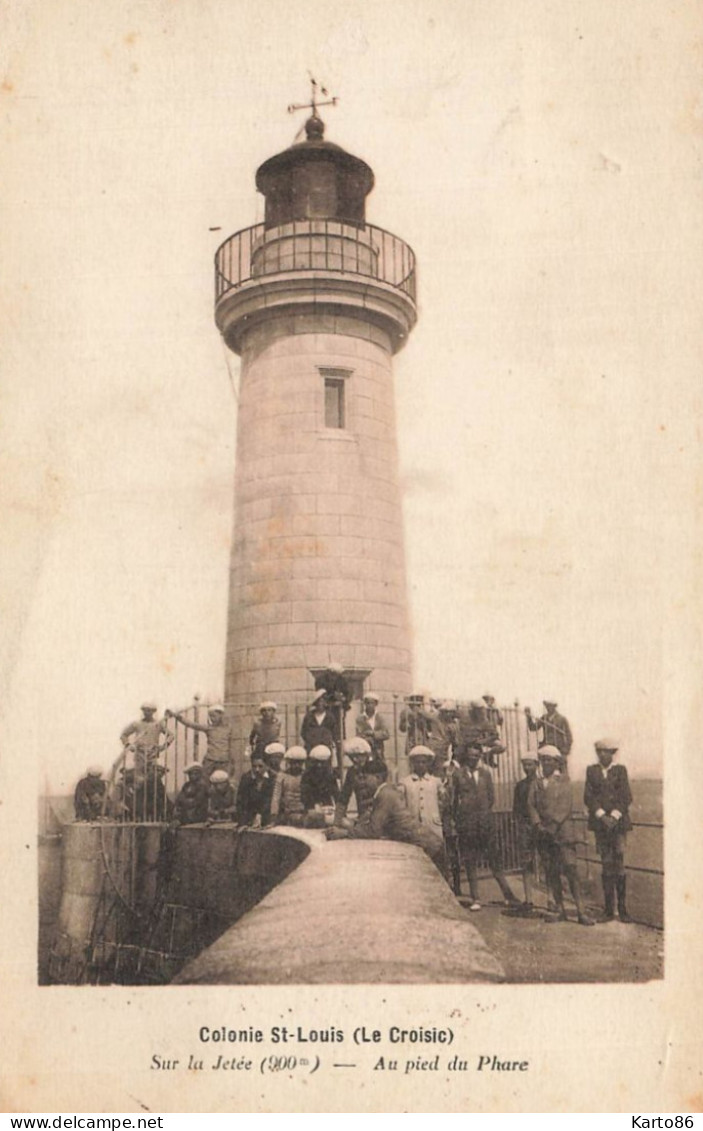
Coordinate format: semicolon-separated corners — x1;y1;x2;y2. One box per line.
96;694;664;923
99;698;537;822
215;219;416;303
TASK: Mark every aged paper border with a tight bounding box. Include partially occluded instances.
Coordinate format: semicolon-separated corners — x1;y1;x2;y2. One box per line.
1;0;701;1114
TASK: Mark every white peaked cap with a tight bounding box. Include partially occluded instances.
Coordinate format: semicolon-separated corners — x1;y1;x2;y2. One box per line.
264;742;286;755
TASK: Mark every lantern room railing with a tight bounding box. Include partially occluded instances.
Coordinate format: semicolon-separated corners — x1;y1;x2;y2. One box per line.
215;220;416;304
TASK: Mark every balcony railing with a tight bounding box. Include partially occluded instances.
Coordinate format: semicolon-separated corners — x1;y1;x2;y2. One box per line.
215;220;416;304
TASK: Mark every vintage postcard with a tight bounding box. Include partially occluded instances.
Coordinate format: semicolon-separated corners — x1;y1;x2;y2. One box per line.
1;0;701;1114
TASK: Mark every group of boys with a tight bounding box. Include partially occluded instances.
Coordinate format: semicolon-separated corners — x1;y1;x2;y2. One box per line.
172;739;343;828
398;694;506;770
512;737;633;925
74;692;634;926
331;697;634;928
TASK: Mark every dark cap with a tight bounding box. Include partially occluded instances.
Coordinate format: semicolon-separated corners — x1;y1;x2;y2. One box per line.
363;759;388;778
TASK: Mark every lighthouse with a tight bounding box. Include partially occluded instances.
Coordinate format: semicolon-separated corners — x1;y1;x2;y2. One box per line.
215;94;418;764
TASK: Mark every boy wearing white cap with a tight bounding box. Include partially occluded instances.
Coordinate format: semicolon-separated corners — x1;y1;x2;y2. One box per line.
248;702;281;760
335;738;375;825
270;746;307;826
400;746;444;838
301;745;339;822
355;693;390;760
262;741;286;776
120;701;173;776
208;769;237;822
169;703;235;781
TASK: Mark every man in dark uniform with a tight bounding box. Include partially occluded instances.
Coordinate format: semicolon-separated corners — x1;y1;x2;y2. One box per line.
300;690;340;754
525;699;573;759
300;744;339;824
334;737;376;825
451;745;519;910
74;767;106;821
174;762;209;825
584;737;634;922
326;760;447;876
528;746;594;926
235;756;274;827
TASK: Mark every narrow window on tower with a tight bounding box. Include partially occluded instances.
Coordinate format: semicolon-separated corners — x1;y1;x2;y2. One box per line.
324;379;345;428
320;367;352;430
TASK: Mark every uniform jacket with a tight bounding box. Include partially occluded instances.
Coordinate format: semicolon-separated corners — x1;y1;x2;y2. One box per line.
450;765;496;837
527;772;576;844
584;763;632;833
270;772;305;821
175;779;209;824
400;773;444;834
235;771;273;825
300;764;339;809
355;711;390;756
300;708;339;752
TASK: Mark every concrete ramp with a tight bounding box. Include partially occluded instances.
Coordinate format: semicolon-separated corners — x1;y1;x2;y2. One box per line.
174;833;504;984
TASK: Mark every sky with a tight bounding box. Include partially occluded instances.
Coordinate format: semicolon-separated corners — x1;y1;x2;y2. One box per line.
1;0;701;789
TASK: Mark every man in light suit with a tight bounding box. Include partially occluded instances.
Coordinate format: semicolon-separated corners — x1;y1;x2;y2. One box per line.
584;738;634;922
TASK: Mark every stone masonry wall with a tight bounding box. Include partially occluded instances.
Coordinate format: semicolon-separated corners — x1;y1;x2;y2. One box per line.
225;310;413;717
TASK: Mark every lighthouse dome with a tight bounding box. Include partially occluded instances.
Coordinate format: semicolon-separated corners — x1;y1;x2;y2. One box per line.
255;116;374;228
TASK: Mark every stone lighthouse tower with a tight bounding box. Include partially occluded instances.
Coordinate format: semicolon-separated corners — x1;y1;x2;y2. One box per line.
215;101;417;753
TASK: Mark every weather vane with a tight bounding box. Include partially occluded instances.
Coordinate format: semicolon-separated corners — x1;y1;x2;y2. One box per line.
287;74;338;121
